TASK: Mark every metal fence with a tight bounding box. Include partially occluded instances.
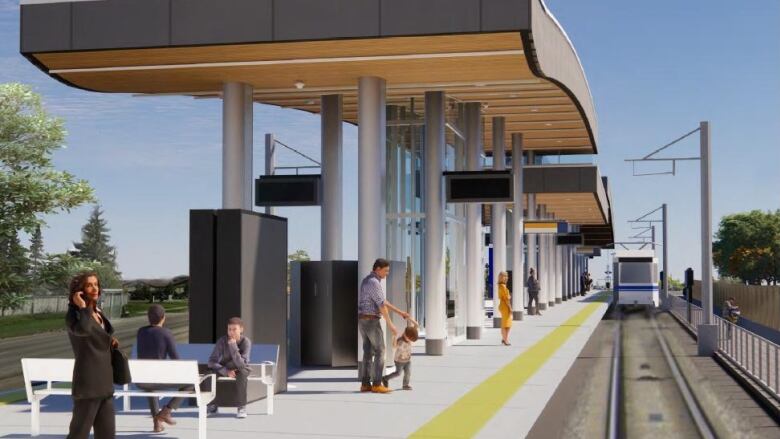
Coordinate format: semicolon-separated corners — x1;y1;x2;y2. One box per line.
4;289;127;319
669;294;779;402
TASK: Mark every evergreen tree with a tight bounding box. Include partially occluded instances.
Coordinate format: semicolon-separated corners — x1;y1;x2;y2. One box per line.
0;233;31;314
72;205;122;286
29;225;44;266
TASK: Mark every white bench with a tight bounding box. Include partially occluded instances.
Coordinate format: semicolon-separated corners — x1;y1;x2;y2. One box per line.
21;358;216;439
128;342;278;414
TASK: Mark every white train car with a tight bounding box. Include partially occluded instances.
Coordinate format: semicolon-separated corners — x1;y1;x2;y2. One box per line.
613;250;659;307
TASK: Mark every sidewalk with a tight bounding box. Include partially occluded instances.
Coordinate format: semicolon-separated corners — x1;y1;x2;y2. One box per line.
0;294;609;438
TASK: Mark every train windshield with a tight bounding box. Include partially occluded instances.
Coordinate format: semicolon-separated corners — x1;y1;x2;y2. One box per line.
619;262;654;284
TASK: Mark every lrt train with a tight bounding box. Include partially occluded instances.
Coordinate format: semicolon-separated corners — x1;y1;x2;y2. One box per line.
613;250;659;308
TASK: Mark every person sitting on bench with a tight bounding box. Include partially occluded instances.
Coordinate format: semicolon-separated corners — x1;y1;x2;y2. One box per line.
136;304;189;433
207;317;252;418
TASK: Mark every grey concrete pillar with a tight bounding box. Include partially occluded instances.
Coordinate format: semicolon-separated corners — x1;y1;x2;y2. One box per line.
526;152;537;315
222;82;253;209
357;77;386;373
554;236;562;304
465;103;484;339
321;94;343;261
698;120;717;355
424;91;446;355
538;205;548;310
491;117;507;328
511;133;524;320
546;215;555;307
264;133;276;215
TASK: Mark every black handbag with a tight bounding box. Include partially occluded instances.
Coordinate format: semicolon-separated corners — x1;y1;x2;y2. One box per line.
111;347;132;385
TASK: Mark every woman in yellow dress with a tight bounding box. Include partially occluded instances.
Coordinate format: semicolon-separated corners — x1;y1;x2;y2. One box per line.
498;272;512;345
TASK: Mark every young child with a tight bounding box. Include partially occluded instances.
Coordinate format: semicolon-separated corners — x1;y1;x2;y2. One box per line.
382;320;419;390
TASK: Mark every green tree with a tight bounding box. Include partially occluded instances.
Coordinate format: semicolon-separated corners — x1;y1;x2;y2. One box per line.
71;204;121;287
1;83;95;305
37;253;118;294
0;233;31;314
713;210;780;285
287;249;310;293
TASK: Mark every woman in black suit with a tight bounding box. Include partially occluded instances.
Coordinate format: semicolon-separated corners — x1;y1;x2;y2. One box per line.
66;271;119;439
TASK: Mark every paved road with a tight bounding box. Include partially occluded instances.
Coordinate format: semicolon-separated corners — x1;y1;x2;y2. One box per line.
0;312;189;392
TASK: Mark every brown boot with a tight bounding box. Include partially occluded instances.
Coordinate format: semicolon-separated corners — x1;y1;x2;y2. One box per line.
153;416;165;433
156;406;177;426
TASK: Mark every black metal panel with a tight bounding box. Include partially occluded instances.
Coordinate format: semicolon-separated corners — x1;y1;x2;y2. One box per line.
481;0;531;31
523;167;544;193
20;3;72;53
170;0;272;46
578;166;598;192
542;166;580;192
72;0;170;50
273;0;380;41
330;261;358;367
215;210;243;339
299;261;358;367
189;210;216;343
381;0;480;36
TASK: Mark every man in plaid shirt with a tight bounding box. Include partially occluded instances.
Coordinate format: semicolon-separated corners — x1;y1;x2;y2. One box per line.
358;258;411;393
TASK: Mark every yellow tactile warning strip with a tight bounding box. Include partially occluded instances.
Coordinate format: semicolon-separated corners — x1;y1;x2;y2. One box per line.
410;294;608;439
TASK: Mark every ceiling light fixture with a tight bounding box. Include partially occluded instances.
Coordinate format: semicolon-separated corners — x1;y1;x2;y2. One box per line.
545;123;553;126
530;108;539;112
294;80;305;90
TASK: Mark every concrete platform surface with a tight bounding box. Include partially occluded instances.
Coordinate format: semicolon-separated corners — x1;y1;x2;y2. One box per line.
0;293;609;439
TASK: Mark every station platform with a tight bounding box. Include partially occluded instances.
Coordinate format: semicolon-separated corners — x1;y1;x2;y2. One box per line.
0;293;609;439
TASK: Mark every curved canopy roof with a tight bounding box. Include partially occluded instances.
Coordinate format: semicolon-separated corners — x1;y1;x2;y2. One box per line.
21;0;598;155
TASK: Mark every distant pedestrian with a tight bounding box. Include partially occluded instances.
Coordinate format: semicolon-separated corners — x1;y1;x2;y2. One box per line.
723;297;741;339
382;321;419;390
527;268;542;316
66;271;119;439
580;271;587;296
498;272;513;345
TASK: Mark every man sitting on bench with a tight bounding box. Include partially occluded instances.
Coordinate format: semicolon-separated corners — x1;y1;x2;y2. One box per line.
136;304;189;433
207;317;252;419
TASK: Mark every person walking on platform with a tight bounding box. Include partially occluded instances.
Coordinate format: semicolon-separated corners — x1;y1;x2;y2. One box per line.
498;272;513;345
580;271;588;297
358;258;411;394
65;271;119;439
527;268;542;316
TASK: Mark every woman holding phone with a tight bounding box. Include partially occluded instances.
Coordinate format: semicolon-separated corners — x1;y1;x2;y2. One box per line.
65;271;119;439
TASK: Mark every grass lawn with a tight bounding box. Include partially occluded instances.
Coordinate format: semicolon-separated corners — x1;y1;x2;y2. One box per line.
0;312;65;339
0;300;188;339
124;299;188;317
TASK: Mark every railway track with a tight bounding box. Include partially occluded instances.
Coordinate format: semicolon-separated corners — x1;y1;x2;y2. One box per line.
608;307;716;439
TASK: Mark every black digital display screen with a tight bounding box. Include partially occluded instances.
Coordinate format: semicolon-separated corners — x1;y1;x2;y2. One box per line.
255;175;321;206
445;171;512;202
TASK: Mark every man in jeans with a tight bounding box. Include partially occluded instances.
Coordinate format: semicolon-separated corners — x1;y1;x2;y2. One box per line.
136;304;186;433
207;317;252;418
359;258;411;394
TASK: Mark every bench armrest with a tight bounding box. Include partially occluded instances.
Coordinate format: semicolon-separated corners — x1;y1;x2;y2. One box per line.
249;361;275;385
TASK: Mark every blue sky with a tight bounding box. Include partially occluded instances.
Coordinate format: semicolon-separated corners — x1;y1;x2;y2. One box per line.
1;0;778;281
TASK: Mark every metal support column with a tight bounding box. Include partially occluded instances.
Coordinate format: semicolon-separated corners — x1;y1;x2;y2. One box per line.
511;133;524;320
357;77;387;373
424;91;446;355
698;121;717;355
465;103;484;339
491;117;507;328
321;94;343;260
222;82;253;210
538;205;548;310
264;133;276;215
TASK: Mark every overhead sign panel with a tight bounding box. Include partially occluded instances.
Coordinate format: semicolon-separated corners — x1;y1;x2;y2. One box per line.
524;221;568;234
556;233;584;245
255;174;322;207
445;170;512;203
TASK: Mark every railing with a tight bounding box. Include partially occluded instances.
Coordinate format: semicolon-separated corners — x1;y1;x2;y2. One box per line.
669;294;780;402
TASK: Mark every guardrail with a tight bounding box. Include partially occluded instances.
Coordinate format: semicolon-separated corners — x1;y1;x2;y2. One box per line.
669;295;779;402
